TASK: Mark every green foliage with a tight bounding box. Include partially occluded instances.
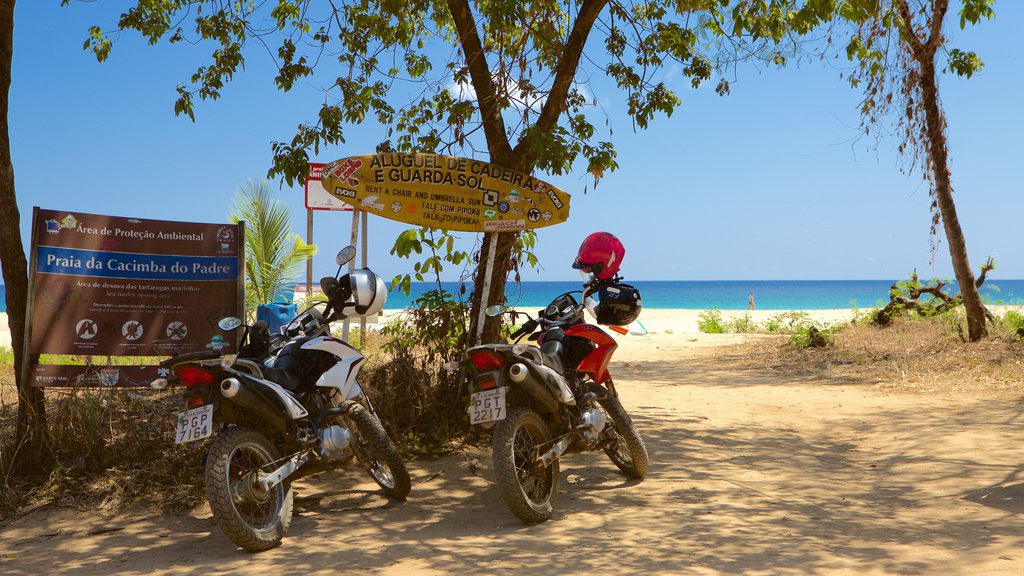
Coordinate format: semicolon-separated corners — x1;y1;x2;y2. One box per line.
697;309;726;334
228;178;317;319
697;308;831;337
381;289;468;359
728;313;757;333
389;227;469;296
762;311;814;333
945;48;984;79
79;2;819;189
788;325;834;349
999;310;1024;341
365;290;470;455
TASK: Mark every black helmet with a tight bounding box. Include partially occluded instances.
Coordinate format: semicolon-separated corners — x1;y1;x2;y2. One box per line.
585;282;642;326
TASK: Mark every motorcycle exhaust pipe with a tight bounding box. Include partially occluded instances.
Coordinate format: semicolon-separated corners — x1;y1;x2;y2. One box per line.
507;363;559;413
220;377;287;432
509;363;528;383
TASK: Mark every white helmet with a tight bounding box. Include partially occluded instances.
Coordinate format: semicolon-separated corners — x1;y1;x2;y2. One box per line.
343;268;387;318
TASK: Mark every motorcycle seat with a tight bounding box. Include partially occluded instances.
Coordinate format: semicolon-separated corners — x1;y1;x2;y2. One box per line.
539;340;565;374
258;364;302;391
261;341;305;390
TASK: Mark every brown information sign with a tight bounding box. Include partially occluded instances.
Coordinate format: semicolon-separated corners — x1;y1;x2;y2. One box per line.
26;208;244;386
320;153;571;232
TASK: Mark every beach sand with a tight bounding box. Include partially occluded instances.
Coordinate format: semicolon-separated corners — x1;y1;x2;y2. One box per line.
379;307;861;335
8;306;1020;351
0;312;9;348
3;306;1007;350
3;305;1022;574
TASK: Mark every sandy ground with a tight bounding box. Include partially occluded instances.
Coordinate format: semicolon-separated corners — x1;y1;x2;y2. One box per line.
2;315;1022;575
0;312;9;348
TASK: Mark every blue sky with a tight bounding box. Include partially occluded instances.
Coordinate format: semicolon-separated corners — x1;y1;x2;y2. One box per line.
8;2;1023;282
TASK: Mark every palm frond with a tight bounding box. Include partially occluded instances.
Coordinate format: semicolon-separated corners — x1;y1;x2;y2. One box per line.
229;178;318;316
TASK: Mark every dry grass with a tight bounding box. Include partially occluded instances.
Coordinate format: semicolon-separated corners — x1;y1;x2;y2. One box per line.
0;368;205;520
738;315;1024;395
0;321;463;520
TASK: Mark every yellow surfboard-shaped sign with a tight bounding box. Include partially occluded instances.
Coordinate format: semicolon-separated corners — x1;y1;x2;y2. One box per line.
320;154;571;232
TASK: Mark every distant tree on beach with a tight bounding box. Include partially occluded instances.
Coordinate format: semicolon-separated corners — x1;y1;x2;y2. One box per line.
73;0;816;344
828;0;995;341
229;178;317;319
1;0;50;475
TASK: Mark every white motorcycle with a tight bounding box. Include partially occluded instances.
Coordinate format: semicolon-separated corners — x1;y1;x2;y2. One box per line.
156;246;410;552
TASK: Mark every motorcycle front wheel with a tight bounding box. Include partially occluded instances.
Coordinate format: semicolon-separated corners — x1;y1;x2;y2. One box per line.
205;427;293;552
597;392;649;478
343;401;412;500
492;406;559;524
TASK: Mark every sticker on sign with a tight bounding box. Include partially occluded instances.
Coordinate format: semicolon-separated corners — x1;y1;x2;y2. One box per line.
483;219;526;232
306;163;354;211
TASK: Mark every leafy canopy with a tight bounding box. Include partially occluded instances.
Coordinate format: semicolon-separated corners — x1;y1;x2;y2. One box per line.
75;1;811;186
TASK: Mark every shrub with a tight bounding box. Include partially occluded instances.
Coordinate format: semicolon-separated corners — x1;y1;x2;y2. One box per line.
1000;310;1024;340
697;309;726;334
363;289;470;456
764;311;813;333
789;325;834;348
728;314;757;333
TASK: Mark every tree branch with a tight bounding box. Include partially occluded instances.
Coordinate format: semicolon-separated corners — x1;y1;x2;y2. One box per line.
445;0;513;164
894;0;926;59
927;0;951;50
512;0;608;169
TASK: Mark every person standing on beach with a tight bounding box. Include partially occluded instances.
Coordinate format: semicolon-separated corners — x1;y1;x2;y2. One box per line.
748;292;755;310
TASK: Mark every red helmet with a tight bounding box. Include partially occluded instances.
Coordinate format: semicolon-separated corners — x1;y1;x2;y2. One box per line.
572;232;625;280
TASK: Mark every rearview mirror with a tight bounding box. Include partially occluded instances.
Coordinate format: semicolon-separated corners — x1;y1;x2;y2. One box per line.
336;246;357;266
218;317;243;331
485;305;506;317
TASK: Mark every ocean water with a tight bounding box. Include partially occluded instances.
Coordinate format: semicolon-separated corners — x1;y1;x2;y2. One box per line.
4;280;1022;314
376;279;1024;310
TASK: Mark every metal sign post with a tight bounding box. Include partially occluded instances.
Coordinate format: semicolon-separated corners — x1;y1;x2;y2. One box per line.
474;232;500;346
341;208;360;341
360;210;369;335
306;208;313;293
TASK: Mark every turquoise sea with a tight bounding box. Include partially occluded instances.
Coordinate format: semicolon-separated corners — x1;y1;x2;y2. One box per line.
376;279;1024;310
4;280;1023;313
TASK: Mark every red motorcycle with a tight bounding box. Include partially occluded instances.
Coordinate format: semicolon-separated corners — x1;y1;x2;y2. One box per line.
461;232;648;523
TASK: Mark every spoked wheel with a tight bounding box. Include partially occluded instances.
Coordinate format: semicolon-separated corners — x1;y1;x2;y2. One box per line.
492;407;559;524
205;427;293;552
597;392;649;478
343;401;411;500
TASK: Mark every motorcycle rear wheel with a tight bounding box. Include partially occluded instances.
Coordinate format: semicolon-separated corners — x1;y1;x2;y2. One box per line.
598;393;649;478
344;401;411;500
492;407;559;524
205;427;293;552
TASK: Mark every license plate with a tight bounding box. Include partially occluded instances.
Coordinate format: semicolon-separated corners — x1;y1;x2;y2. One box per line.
175;404;213;444
470;387;507;425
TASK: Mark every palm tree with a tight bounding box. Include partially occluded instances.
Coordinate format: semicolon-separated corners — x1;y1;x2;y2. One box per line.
229;178;317;318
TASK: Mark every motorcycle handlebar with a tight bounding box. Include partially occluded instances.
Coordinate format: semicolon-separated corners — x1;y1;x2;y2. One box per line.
319;276;352;321
511;318;539;341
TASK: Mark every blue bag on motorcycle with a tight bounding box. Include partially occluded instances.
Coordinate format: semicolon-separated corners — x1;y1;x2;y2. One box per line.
257;303;298;335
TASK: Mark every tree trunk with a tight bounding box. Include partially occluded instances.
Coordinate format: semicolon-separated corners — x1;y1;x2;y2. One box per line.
467;231;516;344
917;58;987;341
446;0;605;344
0;0;48;473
